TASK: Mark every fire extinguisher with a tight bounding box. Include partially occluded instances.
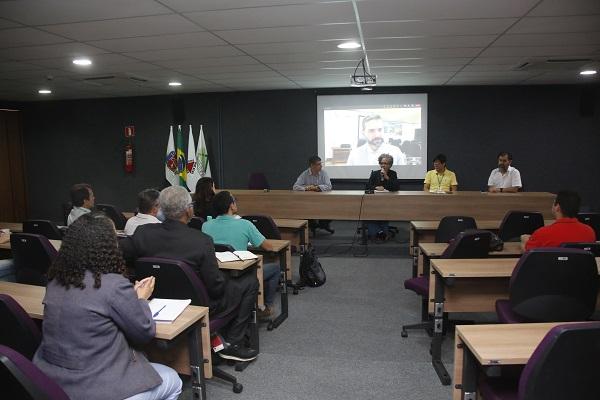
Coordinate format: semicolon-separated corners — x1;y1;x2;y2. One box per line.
124;126;135;173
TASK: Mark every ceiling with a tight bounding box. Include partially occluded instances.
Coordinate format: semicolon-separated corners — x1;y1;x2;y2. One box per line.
1;0;599;101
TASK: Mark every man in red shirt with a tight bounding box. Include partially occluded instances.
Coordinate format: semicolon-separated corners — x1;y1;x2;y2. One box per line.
522;190;596;250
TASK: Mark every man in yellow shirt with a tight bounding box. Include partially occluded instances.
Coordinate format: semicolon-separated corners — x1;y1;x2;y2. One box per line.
423;153;458;193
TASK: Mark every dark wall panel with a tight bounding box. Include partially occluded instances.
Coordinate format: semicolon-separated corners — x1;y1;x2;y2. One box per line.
17;84;600;222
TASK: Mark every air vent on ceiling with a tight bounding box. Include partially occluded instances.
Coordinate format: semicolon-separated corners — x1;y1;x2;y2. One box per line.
514;58;593;71
128;75;148;83
83;75;116;81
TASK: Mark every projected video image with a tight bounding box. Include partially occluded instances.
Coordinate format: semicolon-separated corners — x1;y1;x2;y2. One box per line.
323;107;423;167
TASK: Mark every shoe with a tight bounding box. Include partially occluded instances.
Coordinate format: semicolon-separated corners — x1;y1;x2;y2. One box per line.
218;343;258;362
257;305;274;321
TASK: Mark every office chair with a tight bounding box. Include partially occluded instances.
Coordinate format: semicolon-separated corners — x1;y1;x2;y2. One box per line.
242;215;302;294
10;233;58;286
188;216;205;231
577;212;600;239
214;243;235;252
495;248;598;324
498;211;544;242
247;172;270;190
401;230;491;338
435;216;477;243
135;257;246;393
61;202;72;226
95;204;127;230
23;219;63;240
0;345;70;400
0;294;42;360
560;242;600;256
479;322;600;400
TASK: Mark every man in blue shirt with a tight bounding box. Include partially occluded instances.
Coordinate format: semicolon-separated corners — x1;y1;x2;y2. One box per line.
202;191;281;319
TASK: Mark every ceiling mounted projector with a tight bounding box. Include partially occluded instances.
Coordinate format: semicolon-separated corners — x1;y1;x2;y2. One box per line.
351;58;377;87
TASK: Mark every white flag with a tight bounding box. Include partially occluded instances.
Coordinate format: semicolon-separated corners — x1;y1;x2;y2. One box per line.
186;125;200;191
164;125;178;187
197;124;211;178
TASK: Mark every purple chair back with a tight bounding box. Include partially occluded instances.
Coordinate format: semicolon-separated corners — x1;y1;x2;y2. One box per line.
560;241;600;256
518;322;600;400
498;211;544;242
95;203;127;230
134;257;235;331
435;216;477;243
0;344;70;400
0;294;41;360
242;214;281;240
188;216;205;231
23;220;63;240
248;172;270;190
10;233;58;286
509;248;598;322
441;230;491;259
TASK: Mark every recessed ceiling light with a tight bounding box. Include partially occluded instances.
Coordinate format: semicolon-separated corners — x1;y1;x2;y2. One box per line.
361;87;373;91
38;89;52;94
168;81;182;86
337;41;361;49
72;58;92;66
580;69;597;76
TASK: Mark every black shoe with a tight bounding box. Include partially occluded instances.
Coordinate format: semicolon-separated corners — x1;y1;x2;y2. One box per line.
219;343;258;362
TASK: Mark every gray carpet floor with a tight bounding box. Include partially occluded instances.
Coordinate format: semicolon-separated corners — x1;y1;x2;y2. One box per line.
181;221;457;400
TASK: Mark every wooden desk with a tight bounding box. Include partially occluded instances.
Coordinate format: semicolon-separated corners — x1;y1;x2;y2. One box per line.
219;256;264;309
250;239;291;330
453;323;566;400
0;234;61;251
273;218;309;252
0;222;23;232
427;257;600;386
0;281;211;398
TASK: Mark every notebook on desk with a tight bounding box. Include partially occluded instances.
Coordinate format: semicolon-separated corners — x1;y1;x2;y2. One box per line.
216;251;258;262
148;298;191;324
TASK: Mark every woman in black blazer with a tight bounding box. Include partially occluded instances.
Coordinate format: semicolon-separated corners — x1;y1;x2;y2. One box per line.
367;153;400;241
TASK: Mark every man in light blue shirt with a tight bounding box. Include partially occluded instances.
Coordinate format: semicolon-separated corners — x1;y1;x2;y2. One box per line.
202;191;281;319
292;155;332;192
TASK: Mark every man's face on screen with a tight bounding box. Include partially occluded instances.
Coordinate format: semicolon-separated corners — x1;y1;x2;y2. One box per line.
364;119;384;149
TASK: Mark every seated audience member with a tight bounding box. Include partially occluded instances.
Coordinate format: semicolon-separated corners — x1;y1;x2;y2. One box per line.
124;189;161;236
193;176;217;220
346;114;407;166
0;231;15;281
522;190;596;250
202;191;281;319
293;155;334;234
366;153;400;241
123;186;259;362
67;183;95;225
488;151;522;193
423;153;458;193
33;213;182;400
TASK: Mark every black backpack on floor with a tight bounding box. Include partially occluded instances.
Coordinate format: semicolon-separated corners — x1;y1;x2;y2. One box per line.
299;245;326;287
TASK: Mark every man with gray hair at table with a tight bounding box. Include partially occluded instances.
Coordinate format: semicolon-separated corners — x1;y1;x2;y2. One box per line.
121;186;260;362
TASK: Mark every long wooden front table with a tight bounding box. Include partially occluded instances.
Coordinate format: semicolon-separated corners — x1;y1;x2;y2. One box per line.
229;190;554;221
0;281;211;398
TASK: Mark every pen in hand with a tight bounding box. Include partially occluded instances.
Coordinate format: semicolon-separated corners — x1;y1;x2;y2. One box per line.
152;305;166;318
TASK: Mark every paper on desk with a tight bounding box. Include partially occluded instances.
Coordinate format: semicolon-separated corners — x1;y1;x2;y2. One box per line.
374;189;389;193
233;250;258;260
148;298;191;324
216;251;258;262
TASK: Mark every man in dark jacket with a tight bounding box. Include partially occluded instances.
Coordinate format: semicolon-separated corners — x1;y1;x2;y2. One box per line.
122;186;259;362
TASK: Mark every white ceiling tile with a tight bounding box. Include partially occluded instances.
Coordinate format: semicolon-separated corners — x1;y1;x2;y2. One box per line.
0;42;108;61
470;56;536;65
256;52;359;63
0;68;70;80
155;56;261;69
508;16;600;34
30;53;139;70
41;14;203;41
0;18;21;29
0;60;44;72
267;61;358;71
357;0;537;20
366;35;497;49
182;64;271;75
0;27;72;48
0;0;172;25
125;46;244;62
197;70;283;80
528;0;600;17
480;45;599;57
362;18;518;38
447;76;525;84
88;32;227;53
185;2;354;30
495;32;600;47
461;64;524;72
216;24;358;44
368;47;483;58
239;41;358;55
162;0;336;13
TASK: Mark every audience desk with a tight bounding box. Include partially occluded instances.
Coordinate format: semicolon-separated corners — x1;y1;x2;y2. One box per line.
0;281;211;399
453;322;571;400
427;257;600;386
